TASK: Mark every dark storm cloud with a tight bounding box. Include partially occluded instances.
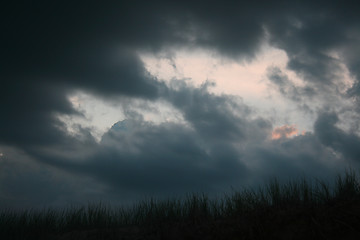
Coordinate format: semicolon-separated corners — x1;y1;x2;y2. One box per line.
247;133;345;187
2;0;267;148
0;146;108;209
164;80;256;141
267;66;316;103
263;1;360;96
3;1;360;96
1;1;159;147
1;0;360;209
71;82;273;197
1;0;266;81
0;82;354;209
315;112;360;162
14;82;264;200
0;158;73;209
2;0;359;150
168;80;274;144
93;119;247;195
0;81;75;146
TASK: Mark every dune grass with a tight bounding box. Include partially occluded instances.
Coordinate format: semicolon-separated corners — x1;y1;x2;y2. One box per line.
1;169;360;239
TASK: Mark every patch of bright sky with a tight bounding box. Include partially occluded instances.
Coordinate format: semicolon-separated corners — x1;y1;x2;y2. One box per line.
57;92;186;142
57;43;356;141
140;43;313;132
56;92;124;141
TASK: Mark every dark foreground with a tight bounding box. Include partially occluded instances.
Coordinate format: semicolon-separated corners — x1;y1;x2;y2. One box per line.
1;171;360;239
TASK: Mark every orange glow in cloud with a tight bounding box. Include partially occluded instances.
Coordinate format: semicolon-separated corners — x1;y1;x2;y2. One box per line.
271;125;302;140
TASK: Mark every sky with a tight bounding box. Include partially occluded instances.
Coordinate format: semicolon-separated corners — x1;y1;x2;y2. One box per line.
1;0;360;209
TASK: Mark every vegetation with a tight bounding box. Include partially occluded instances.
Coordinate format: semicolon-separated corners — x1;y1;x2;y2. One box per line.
1;169;360;239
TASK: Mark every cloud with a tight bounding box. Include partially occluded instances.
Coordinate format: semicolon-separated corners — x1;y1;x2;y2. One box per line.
1;81;352;209
1;3;163;147
267;66;316;103
95;119;248;194
0;81;76;147
3;1;359;110
314;112;360;162
11;82;262;201
1;0;360;209
263;1;360;101
271;125;301;140
72;81;275;197
163;80;268;141
0;145;109;209
246;133;345;186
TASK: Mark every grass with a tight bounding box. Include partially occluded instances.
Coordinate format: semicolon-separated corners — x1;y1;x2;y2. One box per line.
1;169;360;239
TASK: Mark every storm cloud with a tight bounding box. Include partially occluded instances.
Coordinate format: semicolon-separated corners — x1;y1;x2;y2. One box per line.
1;0;360;209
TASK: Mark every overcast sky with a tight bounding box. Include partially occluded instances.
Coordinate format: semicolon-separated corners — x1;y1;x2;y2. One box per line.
1;0;360;209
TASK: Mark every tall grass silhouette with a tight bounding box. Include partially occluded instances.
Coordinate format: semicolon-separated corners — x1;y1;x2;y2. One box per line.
1;169;360;239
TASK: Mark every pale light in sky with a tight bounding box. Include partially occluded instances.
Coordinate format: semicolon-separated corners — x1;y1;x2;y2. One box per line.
140;44;298;98
57;43;355;142
58;44;312;140
57;92;124;141
140;44;311;132
59;92;186;141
